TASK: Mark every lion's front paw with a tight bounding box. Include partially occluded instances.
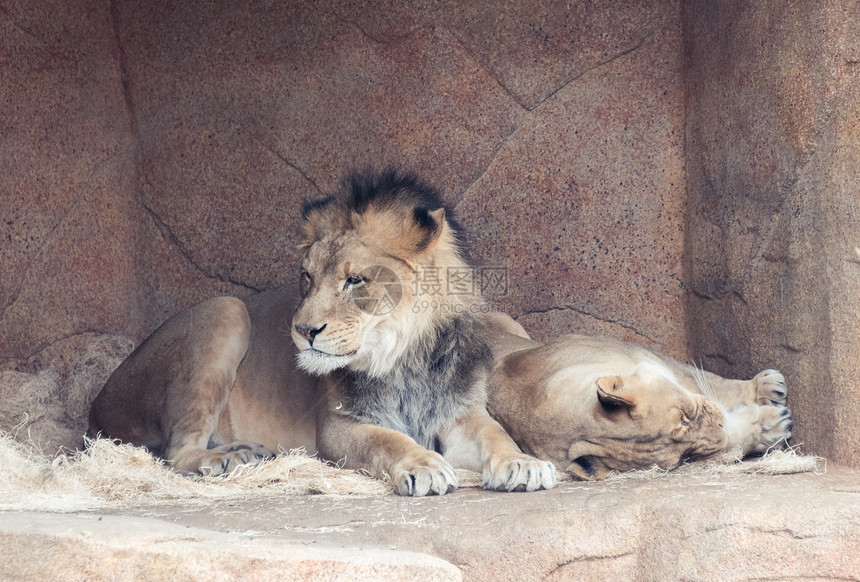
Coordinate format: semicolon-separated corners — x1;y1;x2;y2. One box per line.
753;369;788;406
483;456;557;492
390;451;458;497
199;441;274;476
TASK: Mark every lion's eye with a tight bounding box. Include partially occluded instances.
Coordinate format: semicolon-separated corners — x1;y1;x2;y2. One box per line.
680;413;691;427
344;275;366;291
300;270;312;295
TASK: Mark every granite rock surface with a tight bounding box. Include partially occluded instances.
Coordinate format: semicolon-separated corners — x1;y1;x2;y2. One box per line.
3;469;858;581
2;0;860;467
684;0;860;464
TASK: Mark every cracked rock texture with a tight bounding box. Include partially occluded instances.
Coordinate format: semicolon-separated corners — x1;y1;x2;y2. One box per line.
1;3;687;372
0;0;245;374
1;0;859;467
457;10;685;353
3;470;859;581
684;1;860;465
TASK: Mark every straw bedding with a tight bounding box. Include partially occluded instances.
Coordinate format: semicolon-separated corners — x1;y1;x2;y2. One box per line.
0;335;822;513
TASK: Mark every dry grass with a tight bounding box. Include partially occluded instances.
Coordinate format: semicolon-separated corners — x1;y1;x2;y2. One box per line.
0;434;392;512
606;445;824;482
0;334;134;455
0;334;822;513
0;430;821;513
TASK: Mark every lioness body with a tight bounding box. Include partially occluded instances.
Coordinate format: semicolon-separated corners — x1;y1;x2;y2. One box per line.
486;315;792;480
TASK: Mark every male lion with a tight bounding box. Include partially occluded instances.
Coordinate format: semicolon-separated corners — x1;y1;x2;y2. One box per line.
88;171;557;496
484;314;793;480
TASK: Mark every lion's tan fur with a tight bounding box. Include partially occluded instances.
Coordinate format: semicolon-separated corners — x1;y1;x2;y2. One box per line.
89;290;320;475
88;173;557;495
291;174;556;495
294;201;474;379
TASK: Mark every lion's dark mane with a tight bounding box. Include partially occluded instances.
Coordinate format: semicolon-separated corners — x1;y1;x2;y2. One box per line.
341;313;492;451
307;169;491;451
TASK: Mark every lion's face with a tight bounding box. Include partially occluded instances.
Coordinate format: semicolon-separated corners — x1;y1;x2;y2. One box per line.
292;178;468;378
565;363;728;479
490;335;732;480
291;230;423;376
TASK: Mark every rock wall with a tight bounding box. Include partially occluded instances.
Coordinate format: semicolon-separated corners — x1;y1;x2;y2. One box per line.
0;0;243;377
683;0;860;465
1;0;687;376
2;0;858;465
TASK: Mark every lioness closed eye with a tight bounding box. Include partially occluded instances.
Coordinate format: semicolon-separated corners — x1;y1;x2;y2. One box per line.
88;170;557;496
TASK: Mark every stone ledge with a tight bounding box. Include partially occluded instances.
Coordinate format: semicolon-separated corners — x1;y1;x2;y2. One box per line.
0;512;461;581
3;467;859;581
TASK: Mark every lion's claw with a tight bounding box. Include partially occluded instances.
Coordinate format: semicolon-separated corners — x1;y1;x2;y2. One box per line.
198;441;274;476
484;457;557;492
755;403;793;452
391;453;458;496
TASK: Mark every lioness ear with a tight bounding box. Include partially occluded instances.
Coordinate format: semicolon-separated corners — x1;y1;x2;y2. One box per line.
596;376;636;409
566;456;612;481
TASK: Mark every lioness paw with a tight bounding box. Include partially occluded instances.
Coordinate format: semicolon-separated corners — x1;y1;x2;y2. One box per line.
199;441;274;476
484;456;557;492
391;452;458;496
753;369;788;406
724;403;792;456
751;403;793;454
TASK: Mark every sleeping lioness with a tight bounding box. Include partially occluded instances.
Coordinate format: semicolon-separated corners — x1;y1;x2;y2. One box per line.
88;170;791;493
485;313;793;480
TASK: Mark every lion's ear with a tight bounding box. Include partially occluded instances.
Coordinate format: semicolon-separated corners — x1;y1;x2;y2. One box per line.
299;219;319;248
396;206;447;257
596;376;637;409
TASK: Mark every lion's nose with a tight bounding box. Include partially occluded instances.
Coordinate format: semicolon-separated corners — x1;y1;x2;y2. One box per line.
295;324;326;344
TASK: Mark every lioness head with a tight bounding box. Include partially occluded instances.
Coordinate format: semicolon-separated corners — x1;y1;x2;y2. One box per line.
565;362;728;479
292;171;473;378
